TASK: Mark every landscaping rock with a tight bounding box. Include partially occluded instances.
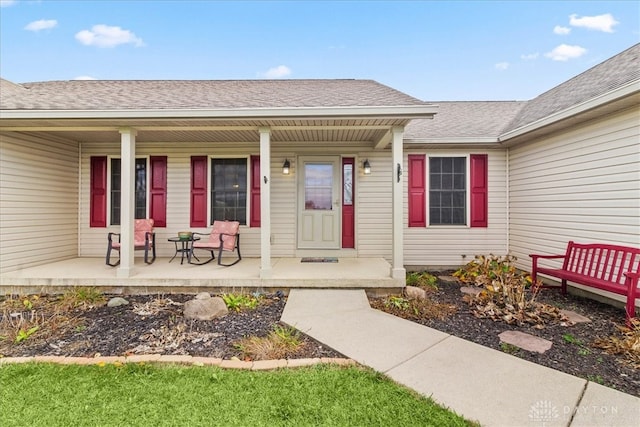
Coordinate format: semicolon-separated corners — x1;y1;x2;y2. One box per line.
107;297;129;307
195;292;211;300
498;331;552;354
560;309;592;324
460;286;482;296
438;275;459;283
183;296;228;320
404;286;427;300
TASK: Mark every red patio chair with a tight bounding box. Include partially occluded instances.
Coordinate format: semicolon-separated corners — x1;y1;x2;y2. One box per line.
190;220;241;266
106;219;156;266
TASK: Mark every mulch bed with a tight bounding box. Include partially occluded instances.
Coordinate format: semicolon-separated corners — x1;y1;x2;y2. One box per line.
369;274;639;397
0;293;342;361
1;279;638;397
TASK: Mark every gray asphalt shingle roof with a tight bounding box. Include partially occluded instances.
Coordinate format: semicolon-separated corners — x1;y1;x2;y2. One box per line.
0;79;428;110
504;43;639;132
1;43;637;141
405;101;526;140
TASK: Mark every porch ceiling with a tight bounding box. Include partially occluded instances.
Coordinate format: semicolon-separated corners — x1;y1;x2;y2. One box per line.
0;117;413;146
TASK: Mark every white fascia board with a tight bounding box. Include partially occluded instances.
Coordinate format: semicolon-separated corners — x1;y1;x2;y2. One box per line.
404;137;499;145
0;105;439;120
499;80;640;142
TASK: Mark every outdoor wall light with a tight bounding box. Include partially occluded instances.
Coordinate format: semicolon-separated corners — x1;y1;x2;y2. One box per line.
363;159;371;175
282;159;291;175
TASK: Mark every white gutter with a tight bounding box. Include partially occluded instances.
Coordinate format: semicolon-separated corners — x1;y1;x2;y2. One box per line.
0;105;438;120
499;80;640;142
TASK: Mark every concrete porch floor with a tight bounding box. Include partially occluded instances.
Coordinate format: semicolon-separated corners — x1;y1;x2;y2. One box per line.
0;257;401;295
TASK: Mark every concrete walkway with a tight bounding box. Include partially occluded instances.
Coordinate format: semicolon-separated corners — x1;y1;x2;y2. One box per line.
281;289;640;427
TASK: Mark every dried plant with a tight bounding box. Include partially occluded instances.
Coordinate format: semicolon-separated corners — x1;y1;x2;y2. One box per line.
456;254;565;327
593;318;640;369
233;324;305;361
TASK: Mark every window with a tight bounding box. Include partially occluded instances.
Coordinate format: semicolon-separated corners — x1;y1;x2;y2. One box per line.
191;156;260;228
407;154;487;228
211;158;247;224
429;157;466;225
90;156;166;228
110;158;147;225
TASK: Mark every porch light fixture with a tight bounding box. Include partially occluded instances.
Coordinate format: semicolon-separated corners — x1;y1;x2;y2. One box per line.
282;159;291;175
363;159;371;175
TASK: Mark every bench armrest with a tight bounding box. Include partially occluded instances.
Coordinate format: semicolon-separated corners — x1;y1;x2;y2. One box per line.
529;253;566;282
107;232;121;243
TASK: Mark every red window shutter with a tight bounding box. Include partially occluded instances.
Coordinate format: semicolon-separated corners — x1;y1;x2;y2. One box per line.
408;155;426;227
149;156;167;227
250;155;261;227
190;156;208;227
470;154;488;227
90;156;107;227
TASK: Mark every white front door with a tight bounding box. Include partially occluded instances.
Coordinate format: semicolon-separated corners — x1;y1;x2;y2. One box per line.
297;156;341;249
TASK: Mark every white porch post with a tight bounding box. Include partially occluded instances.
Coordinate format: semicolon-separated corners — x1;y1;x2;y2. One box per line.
117;128;137;278
391;126;406;280
259;127;272;278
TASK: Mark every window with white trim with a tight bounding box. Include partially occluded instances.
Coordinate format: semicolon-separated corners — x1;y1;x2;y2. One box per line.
429;157;467;225
210;158;247;224
110;158;147;225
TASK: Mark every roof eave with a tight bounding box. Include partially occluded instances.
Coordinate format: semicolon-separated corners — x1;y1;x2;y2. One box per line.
0;105;439;120
498;80;640;142
404;137;500;144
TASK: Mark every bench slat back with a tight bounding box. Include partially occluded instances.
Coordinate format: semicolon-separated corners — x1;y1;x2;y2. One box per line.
564;241;640;286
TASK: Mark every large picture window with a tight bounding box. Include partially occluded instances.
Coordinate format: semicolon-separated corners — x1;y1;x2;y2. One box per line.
211;158;247;224
110;158;147;225
429;157;466;225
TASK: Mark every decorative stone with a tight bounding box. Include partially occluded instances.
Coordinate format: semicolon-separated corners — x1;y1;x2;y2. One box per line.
438;275;459;283
404;286;427;300
460;286;482;296
560;309;592;324
195;292;211;300
499;331;552;354
183;296;228;320
107;297;129;307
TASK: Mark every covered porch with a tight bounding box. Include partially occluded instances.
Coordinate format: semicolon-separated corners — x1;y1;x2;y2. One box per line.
0;257;399;296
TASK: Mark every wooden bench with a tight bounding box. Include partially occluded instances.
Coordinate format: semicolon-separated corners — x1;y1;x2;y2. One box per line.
530;241;640;320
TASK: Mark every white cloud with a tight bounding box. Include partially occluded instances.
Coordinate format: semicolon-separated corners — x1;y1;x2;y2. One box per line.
545;44;587;61
569;13;619;33
0;0;17;7
521;52;539;60
74;75;97;80
75;24;144;48
25;19;58;32
260;65;292;79
495;62;509;71
553;25;571;35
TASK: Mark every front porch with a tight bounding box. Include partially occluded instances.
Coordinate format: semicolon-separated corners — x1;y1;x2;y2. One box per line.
0;257;401;296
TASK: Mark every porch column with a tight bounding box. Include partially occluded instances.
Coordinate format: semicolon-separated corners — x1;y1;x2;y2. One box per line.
391;126;406;280
259;127;272;278
117;128;137;278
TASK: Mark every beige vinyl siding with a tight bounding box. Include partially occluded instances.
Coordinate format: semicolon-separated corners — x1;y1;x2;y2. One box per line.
356;152;393;260
0;133;79;273
403;149;508;267
508;107;640;276
79;141;387;259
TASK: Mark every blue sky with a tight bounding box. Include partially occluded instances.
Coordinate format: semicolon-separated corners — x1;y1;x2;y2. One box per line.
1;1;638;101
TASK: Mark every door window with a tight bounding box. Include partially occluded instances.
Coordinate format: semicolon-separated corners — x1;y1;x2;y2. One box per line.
304;163;333;210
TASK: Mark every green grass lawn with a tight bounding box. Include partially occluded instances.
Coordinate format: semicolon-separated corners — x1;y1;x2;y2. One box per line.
0;362;473;426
